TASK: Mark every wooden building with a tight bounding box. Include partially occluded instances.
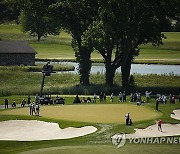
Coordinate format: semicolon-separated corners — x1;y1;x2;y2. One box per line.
0;41;36;65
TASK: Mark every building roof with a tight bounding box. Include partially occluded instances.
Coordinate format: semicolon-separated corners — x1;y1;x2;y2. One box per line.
0;41;37;54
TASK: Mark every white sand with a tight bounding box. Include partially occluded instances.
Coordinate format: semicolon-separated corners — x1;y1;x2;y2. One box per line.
126;123;180;138
171;109;180;120
0;120;97;141
1;109;180;141
124;109;180;138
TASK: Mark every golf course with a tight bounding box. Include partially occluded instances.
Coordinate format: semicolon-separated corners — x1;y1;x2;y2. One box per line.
0;1;180;152
0;22;180;153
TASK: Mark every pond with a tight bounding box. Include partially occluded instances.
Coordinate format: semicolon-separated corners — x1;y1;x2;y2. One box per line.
36;62;180;75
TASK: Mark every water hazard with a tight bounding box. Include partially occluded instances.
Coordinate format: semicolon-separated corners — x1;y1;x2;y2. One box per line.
36;62;180;75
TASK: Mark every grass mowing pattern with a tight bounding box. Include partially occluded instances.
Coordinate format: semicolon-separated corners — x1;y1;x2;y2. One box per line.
1;104;161;123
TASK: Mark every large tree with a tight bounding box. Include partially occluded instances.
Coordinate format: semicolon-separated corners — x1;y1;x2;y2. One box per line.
49;0;98;85
84;0;178;87
0;0;20;23
20;0;59;41
174;1;180;32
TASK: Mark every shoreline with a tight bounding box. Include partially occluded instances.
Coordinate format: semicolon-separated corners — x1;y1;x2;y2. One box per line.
36;58;180;65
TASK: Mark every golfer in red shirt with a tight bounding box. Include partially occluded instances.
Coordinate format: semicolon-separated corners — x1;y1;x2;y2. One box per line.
157;119;163;132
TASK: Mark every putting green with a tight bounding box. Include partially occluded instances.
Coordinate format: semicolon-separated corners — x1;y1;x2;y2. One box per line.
0;104;161;123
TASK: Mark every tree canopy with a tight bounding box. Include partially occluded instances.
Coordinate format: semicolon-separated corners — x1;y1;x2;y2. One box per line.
20;0;59;41
84;0;178;87
49;0;99;85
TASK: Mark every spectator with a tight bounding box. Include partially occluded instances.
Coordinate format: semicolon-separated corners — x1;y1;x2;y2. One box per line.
93;93;97;103
27;96;31;106
161;95;167;104
82;97;87;103
119;92;123;102
169;94;172;103
12;101;16;108
133;92;138;102
99;92;103;102
21;98;26;107
103;93;106;102
32;102;35;115
110;93;114;102
129;118;133;126
130;93;134;102
122;91;126;102
171;95;176;104
73;95;81;104
156;98;160;111
29;102;33;115
4;98;8;109
35;94;39;104
35;104;40;116
145;91;152;103
87;97;91;103
137;92;141;102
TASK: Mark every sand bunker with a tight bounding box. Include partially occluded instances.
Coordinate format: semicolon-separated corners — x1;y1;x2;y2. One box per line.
126;123;180;138
171;109;180;120
0;120;97;141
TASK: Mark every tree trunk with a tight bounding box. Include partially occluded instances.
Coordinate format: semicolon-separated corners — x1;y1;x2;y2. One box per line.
73;38;92;86
121;56;132;88
105;59;115;86
79;52;91;85
37;34;41;41
77;46;92;86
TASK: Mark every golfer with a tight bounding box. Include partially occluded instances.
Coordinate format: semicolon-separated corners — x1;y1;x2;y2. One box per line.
125;113;130;125
157;119;163;132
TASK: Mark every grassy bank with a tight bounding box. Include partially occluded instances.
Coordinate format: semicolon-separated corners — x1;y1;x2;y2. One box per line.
0;69;179;96
0;24;180;65
0;64;74;72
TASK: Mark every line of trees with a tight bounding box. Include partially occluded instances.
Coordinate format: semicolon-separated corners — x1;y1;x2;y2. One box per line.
1;0;180;88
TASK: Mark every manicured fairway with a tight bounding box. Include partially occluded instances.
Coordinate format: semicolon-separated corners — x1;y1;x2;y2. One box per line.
19;144;180;154
0;24;180;63
0;104;161;123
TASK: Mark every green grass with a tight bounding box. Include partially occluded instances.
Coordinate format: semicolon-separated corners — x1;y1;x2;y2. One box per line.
0;104;161;123
137;49;180;60
18;145;180;154
0;97;179;153
0;70;179;96
0;64;74;72
0;69;179;96
30;42;75;59
0;23;180;154
0;24;180;64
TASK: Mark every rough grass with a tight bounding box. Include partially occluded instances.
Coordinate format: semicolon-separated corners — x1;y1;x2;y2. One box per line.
0;64;74;72
0;70;179;96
